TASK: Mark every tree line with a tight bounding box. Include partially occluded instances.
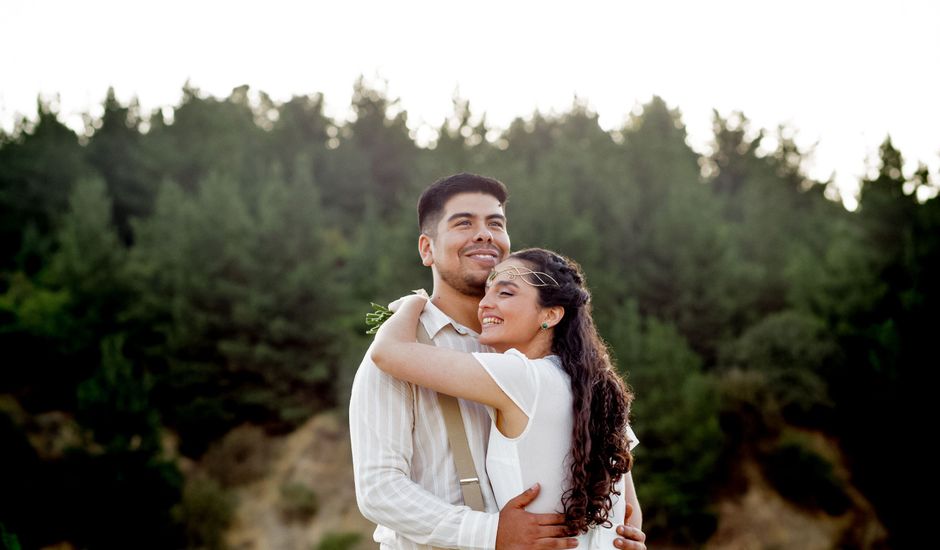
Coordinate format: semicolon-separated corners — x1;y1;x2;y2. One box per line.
1;80;935;548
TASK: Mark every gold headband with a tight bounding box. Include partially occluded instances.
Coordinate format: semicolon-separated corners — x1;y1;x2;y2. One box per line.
487;265;560;287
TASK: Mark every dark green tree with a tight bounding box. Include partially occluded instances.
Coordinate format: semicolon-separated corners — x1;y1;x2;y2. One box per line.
346;78;419;213
266;93;331;186
85;88;157;243
618;98;738;360
0;176;129;409
828;137;926;544
127;168;351;454
141;83;268;194
608;300;722;545
0;98;92;272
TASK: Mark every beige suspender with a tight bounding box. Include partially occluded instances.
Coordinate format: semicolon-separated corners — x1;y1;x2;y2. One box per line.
416;324;485;511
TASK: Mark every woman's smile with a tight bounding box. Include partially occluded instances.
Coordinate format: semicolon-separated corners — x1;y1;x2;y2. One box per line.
481;315;504;327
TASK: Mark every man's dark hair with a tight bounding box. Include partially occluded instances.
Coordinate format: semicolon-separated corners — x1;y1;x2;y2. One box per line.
417;173;509;236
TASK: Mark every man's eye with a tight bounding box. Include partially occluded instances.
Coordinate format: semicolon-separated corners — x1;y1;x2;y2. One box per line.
457;220;471;226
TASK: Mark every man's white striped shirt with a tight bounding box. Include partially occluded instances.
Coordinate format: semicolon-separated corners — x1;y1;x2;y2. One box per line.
350;301;499;550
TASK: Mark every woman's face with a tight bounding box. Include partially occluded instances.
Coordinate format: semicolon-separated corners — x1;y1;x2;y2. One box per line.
477;258;548;352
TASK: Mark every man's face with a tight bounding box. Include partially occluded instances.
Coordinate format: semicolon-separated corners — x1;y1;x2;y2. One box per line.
422;192;510;297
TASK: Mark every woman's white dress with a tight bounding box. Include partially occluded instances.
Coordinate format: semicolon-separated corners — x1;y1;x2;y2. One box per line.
471;349;639;549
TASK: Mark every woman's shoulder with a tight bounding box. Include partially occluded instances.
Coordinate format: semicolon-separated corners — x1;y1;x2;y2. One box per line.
529;354;570;389
501;350;564;372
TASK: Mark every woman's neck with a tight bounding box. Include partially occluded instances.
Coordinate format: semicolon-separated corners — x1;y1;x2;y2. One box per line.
493;333;553;359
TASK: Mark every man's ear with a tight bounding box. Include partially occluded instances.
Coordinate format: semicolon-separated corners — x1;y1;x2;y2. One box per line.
418;233;434;267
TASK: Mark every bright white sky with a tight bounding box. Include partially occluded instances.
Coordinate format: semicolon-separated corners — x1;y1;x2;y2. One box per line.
2;0;938;209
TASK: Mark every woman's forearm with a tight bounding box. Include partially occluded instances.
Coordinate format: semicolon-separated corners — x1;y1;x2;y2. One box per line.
369;296;515;411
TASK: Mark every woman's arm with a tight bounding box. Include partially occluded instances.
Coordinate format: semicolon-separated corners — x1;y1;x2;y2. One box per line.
622;471;642;529
370;295;514;411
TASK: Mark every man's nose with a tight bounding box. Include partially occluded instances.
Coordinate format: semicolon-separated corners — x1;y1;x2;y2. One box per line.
473;226;493;242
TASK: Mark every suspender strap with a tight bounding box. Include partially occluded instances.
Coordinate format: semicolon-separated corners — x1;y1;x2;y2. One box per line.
416;323;485;512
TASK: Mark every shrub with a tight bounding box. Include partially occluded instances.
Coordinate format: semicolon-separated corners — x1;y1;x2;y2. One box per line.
173;476;235;550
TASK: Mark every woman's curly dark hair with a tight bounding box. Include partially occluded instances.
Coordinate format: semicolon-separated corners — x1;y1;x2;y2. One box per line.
510;248;635;533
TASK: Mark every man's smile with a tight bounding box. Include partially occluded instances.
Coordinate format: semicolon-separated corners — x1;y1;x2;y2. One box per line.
464;246;501;267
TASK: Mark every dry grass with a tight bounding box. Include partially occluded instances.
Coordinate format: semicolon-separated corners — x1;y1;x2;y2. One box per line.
706;429;888;550
220;412;374;550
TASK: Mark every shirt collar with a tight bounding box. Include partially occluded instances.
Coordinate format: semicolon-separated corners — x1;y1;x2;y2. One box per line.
420;299;479;338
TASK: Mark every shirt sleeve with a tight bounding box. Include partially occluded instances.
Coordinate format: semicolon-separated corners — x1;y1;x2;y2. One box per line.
349;345;499;550
471;349;540;417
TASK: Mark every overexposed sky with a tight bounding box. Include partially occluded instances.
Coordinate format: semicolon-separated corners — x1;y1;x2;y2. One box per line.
2;0;938;208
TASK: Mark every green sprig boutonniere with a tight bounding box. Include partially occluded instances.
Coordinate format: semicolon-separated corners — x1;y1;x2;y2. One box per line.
364;290;430;335
365;302;392;335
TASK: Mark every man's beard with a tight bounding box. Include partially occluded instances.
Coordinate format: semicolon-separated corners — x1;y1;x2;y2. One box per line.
439;267;486;298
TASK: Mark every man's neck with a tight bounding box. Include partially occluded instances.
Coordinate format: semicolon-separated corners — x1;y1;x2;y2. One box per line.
429;285;483;333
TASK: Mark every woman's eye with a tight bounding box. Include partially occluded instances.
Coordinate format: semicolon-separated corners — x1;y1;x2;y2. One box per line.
499;291;513;297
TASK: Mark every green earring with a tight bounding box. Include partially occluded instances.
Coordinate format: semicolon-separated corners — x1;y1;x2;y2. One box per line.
541;322;549;330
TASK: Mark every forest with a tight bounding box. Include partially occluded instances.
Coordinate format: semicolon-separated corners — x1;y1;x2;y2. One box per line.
1;80;934;549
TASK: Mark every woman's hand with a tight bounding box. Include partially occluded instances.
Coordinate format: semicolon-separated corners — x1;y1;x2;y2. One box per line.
372;289;434;375
375;290;430;346
388;289;429;313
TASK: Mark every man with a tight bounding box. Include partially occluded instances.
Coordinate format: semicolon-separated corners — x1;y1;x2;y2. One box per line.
350;173;646;550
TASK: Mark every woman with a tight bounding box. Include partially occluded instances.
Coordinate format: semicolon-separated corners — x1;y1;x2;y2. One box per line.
371;248;639;546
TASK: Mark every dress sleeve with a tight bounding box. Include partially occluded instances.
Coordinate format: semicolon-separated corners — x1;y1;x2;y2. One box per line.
626;424;640;451
471;349;540;418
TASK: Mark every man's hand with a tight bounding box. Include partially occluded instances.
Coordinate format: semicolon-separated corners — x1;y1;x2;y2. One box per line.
613;504;646;550
496;484;577;550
